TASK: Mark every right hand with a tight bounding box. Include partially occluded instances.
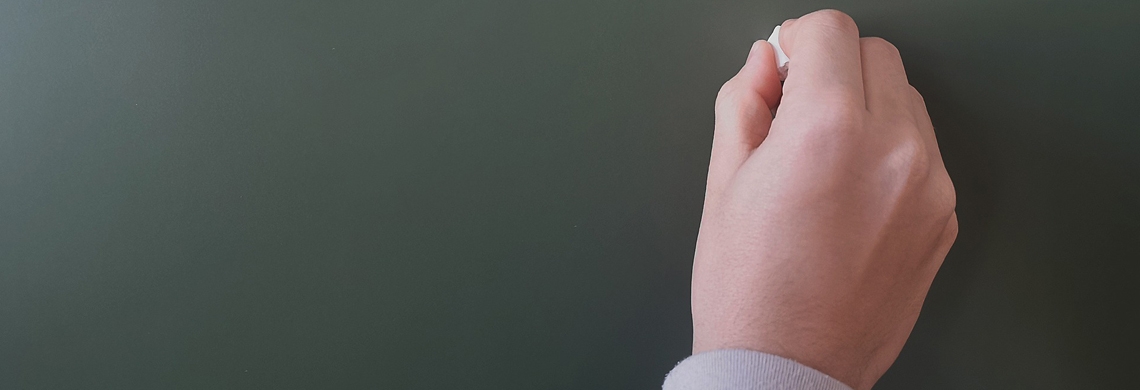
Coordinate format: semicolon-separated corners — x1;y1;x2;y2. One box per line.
690;9;958;390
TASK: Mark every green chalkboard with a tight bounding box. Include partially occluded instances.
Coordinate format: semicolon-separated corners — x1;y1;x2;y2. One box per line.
2;0;1138;388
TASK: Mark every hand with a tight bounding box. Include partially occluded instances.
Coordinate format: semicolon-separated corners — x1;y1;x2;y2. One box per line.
690;9;958;390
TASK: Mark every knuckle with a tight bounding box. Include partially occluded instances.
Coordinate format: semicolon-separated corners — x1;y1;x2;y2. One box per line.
934;174;958;212
919;169;957;218
716;77;737;98
806;9;859;36
884;132;957;214
945;213;960;239
811;93;864;129
715;77;764;121
790;101;863;151
862;37;901;61
891;138;932;180
714;78;741;111
908;86;926;105
878;138;947;207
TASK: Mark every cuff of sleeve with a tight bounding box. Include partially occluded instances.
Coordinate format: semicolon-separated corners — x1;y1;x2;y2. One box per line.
662;349;853;390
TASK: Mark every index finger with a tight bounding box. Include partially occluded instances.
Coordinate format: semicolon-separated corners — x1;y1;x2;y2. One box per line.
778;10;865;109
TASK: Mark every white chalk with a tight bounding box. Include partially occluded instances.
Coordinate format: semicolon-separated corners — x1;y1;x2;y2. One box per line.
767;25;789;80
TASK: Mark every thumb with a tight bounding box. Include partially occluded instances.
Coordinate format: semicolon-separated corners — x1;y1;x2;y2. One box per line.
707;40;783;199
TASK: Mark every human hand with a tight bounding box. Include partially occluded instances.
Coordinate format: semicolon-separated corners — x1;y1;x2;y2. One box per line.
690;9;958;390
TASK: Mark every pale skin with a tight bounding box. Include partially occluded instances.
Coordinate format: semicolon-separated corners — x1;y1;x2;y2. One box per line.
691;9;959;390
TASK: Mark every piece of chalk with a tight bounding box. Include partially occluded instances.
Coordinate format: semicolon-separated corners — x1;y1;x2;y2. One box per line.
767;25;789;80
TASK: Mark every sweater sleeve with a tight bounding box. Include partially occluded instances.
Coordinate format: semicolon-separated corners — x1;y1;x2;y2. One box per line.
662;349;853;390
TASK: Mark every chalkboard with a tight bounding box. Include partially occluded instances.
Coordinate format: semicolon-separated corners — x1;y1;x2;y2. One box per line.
2;0;1137;388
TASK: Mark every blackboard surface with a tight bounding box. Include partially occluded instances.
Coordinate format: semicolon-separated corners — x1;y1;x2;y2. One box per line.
2;1;1138;388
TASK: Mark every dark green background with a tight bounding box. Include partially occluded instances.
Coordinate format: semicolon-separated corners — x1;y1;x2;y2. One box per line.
2;0;1137;388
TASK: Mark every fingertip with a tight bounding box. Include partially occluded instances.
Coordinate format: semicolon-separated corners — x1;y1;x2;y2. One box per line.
745;40;765;64
741;40;782;110
746;39;773;65
779;10;859;59
709;39;784;176
772;9;865;107
806;9;858;34
778;18;797;54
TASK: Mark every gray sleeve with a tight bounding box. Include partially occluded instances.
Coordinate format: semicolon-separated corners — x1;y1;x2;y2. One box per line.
662;349;853;390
